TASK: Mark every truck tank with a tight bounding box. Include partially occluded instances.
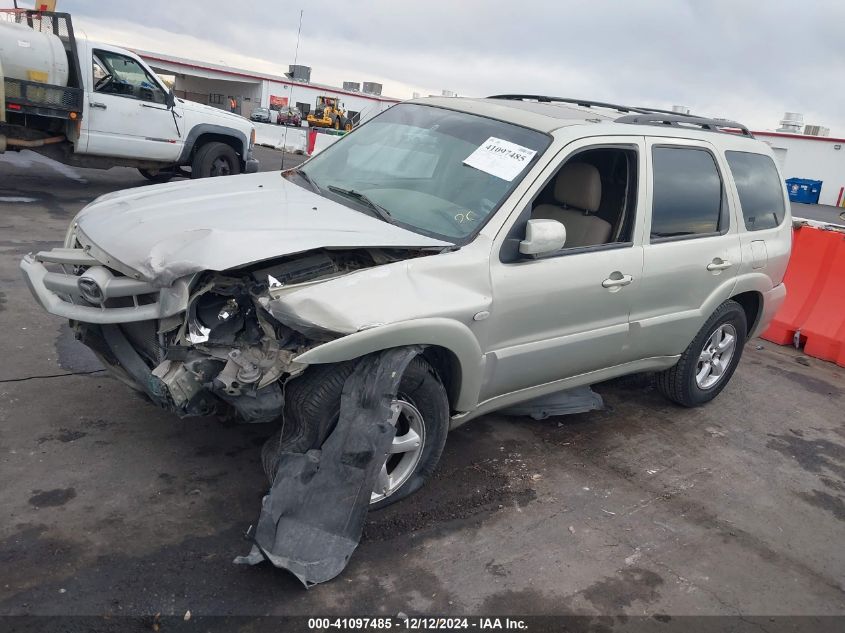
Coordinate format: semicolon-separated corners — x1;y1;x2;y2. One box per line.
0;20;69;86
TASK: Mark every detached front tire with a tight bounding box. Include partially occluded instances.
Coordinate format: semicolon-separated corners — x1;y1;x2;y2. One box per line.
656;299;747;407
191;141;241;178
261;355;450;509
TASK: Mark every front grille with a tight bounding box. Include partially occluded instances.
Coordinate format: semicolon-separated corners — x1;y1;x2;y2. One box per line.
23;246;190;326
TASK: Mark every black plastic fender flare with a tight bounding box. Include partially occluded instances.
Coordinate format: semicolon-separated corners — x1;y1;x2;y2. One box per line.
176;124;250;164
235;345;423;587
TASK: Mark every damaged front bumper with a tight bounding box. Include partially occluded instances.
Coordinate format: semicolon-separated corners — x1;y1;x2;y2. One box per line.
20;250;190;324
21;246;318;424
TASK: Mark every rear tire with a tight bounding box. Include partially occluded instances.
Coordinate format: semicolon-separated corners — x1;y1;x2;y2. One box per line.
261;355;450;509
656;299;747;407
191;142;241;178
138;168;173;183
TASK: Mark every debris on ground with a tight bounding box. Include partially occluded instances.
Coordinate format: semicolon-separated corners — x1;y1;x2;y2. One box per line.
501;385;603;420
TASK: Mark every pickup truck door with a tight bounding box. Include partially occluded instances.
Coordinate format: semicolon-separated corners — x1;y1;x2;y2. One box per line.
482;136;647;402
84;48;182;162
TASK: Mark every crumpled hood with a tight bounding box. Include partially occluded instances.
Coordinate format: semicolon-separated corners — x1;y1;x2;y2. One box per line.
75;172;451;286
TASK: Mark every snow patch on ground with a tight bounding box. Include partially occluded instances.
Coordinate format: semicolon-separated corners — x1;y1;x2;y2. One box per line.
0;150;88;183
0;196;37;203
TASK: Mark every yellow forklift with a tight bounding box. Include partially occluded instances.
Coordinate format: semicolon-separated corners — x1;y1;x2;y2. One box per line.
306;96;353;130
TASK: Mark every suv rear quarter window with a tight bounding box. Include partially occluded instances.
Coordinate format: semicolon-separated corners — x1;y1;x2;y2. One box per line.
650;146;726;240
725;151;786;231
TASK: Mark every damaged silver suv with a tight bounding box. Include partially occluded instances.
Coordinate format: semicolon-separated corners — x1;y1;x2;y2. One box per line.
22;95;792;510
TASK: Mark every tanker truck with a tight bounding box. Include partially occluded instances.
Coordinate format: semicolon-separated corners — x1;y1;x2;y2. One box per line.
0;8;258;180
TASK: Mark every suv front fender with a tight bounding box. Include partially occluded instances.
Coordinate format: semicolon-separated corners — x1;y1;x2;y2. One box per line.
293;317;485;412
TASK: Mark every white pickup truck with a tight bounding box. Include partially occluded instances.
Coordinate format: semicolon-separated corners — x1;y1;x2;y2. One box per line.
0;9;258;180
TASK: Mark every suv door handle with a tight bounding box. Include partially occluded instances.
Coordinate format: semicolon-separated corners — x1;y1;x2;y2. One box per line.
89;102;107;109
706;259;733;272
602;273;633;289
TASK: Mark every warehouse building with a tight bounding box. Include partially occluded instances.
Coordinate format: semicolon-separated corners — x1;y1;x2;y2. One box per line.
754;113;845;207
134;50;401;125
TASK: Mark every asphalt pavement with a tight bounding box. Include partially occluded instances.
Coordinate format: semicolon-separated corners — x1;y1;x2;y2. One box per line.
791;202;845;226
0;147;843;624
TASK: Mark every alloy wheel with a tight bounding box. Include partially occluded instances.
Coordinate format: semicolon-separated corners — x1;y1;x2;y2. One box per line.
696;323;737;389
371;398;425;504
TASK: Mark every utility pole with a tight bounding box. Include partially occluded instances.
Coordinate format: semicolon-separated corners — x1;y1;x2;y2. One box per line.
282;9;304;166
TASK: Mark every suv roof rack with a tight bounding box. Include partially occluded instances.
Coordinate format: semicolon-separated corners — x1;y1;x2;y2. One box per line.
614;113;754;138
486;94;754;138
487;94;653;115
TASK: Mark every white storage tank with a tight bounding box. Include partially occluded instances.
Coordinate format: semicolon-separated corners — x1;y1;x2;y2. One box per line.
0;20;69;86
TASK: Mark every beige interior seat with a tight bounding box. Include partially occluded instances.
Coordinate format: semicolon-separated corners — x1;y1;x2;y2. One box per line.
532;163;612;248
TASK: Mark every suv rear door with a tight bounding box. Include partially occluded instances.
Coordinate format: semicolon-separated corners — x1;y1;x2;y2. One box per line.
628;138;742;360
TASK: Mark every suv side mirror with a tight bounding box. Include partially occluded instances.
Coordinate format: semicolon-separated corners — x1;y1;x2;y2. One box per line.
519;219;567;256
165;89;176;109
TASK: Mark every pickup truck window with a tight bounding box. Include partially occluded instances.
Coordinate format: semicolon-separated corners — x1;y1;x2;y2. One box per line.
92;50;166;105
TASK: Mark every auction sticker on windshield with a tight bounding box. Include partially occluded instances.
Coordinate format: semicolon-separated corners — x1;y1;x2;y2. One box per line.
463;137;537;182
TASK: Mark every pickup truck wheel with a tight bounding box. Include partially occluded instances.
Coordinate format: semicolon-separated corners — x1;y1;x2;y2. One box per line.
191;142;241;178
261;355;450;509
656;300;747;407
138;169;173;183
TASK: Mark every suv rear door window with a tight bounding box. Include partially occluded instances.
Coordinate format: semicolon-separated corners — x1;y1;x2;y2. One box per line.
651;146;725;240
725;151;785;231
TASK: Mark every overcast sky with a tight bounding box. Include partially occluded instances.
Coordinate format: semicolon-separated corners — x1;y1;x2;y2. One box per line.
6;0;845;134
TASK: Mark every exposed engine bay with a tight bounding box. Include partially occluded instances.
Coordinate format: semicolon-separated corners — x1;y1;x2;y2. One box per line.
76;247;434;424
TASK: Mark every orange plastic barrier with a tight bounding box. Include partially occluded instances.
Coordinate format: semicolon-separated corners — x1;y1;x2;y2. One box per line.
762;225;845;367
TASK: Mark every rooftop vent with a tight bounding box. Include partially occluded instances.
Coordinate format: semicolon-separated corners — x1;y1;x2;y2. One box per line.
362;82;382;96
803;124;830;137
671;105;691;114
778;112;803;133
286;65;311;83
343;81;360;92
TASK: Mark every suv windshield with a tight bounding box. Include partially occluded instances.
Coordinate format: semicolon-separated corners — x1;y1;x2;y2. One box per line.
295;103;550;241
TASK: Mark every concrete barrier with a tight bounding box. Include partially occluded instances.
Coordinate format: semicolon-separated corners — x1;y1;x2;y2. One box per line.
254;122;307;153
762;222;845;367
307;128;343;156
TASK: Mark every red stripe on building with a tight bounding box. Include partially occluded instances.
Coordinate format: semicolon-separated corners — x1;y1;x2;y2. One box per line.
135;53;401;104
754;131;845;144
